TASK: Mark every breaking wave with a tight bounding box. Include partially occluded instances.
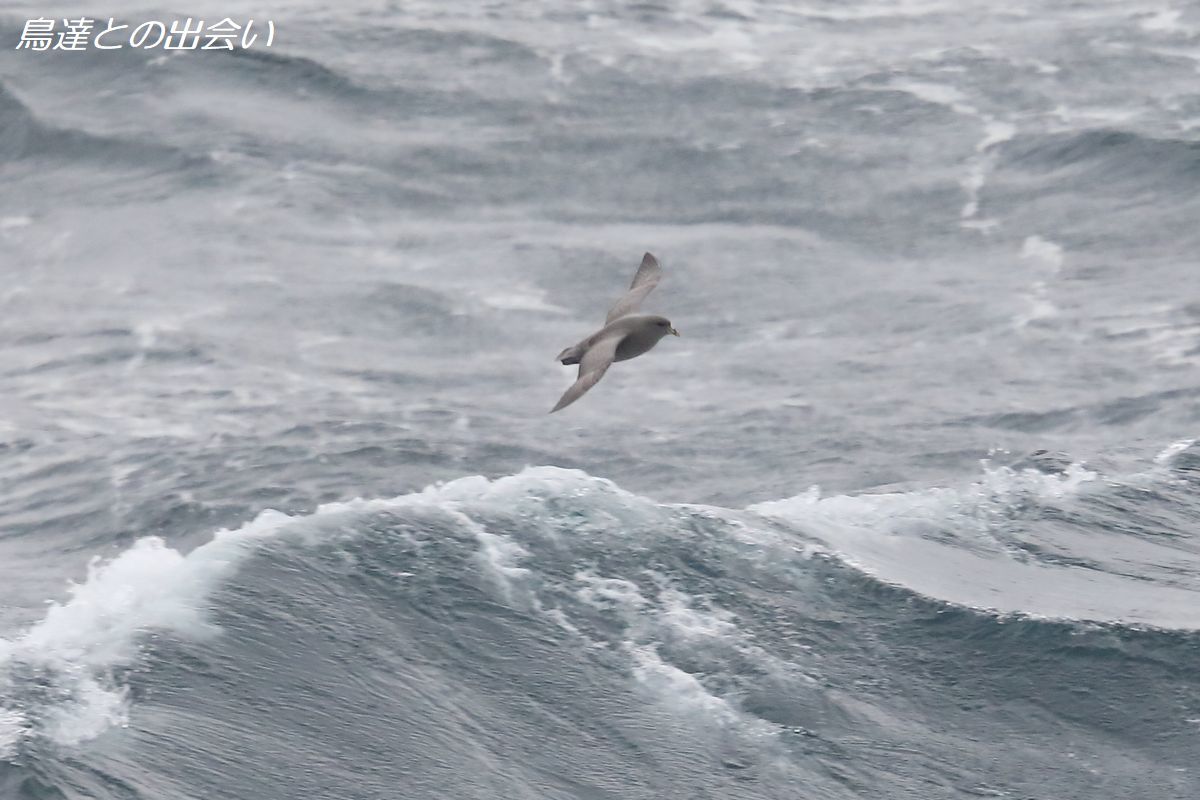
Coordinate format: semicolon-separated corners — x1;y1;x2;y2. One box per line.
3;444;1199;800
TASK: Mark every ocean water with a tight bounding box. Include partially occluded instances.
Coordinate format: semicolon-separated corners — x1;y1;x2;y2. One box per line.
2;0;1200;797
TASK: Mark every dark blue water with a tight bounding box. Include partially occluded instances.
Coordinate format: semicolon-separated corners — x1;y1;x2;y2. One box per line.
2;1;1200;798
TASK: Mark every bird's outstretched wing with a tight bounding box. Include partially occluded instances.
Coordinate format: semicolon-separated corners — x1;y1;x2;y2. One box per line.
605;252;662;324
550;334;622;413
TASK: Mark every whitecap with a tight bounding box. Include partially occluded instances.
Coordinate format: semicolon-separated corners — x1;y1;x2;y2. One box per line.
1014;235;1065;328
748;460;1200;629
479;289;570;314
0;510;294;748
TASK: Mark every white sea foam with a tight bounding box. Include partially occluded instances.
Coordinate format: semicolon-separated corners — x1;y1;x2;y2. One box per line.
471;525;533;604
479;289;570;314
572;565;776;732
408;471;773;735
1014;235;1065;328
1020;235;1065;270
978;120;1017;152
5;458;1193;751
1140;8;1184;32
1093;304;1200;366
1143;321;1200;366
631;27;766;71
623;588;773;736
789;0;955;23
749;461;1200;629
889;80;1015;229
574;572;648;615
752;461;1097;545
653;588;740;644
959;117;1016;228
39;673;131;747
0;510;294;749
0;215;33;231
891;80;971;108
629;644;747;728
1154;438;1195;466
0;707;23;759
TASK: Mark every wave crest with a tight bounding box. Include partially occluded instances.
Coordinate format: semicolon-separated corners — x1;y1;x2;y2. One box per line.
3;453;1198;755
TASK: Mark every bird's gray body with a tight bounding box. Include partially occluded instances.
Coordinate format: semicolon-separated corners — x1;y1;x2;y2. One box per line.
551;253;677;413
556;314;674;366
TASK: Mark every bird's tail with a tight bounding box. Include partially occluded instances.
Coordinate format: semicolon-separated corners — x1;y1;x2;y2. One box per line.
556;345;582;365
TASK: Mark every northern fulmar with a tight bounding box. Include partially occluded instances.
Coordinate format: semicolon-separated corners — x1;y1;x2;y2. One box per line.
551;252;679;413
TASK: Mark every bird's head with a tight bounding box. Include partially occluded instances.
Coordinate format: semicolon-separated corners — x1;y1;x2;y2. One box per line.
650;316;680;337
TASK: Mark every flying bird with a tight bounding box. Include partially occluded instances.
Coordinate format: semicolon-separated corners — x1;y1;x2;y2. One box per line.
551;252;679;413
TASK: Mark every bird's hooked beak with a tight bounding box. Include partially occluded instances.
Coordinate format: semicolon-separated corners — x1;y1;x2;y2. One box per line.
669;327;680;337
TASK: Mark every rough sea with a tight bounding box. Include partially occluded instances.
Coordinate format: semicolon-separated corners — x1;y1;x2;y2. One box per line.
2;1;1200;798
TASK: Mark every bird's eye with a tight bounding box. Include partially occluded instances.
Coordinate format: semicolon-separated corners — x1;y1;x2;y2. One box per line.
658;321;667;326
